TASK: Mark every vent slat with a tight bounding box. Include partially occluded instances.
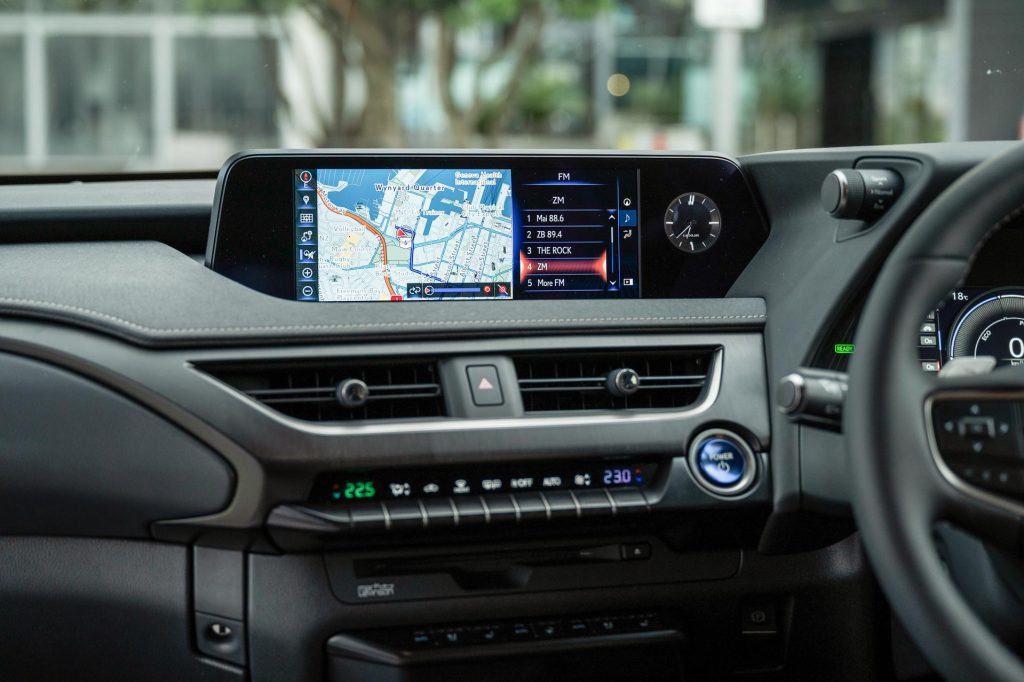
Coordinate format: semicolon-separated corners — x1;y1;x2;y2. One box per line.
365;391;442;401
198;359;444;422
513;349;713;412
248;387;335;397
519;385;612;394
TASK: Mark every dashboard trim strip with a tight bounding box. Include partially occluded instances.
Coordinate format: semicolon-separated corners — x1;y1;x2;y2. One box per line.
0;296;765;335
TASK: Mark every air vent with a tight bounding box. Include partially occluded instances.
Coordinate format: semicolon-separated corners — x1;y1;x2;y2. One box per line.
513;349;714;412
199;359;444;422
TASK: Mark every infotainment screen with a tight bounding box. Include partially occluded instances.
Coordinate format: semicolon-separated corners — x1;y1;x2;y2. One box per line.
208;152;767;301
293;167;639;302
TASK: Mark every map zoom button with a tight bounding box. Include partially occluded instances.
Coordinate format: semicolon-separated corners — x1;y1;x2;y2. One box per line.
467;365;504;406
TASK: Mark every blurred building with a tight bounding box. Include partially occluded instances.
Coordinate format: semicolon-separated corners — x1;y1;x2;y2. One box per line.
0;0;1021;173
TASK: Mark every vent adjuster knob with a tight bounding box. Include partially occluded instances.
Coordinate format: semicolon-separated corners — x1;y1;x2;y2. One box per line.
336;378;370;408
606;368;641;397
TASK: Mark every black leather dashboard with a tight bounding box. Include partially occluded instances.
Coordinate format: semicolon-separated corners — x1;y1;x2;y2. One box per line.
0;142;1017;682
0;240;765;346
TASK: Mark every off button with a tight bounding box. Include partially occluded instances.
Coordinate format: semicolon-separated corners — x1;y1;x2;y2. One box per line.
689;430;756;496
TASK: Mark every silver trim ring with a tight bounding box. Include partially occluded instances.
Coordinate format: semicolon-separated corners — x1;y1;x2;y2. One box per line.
687;428;757;497
777;372;805;414
829;169;850;217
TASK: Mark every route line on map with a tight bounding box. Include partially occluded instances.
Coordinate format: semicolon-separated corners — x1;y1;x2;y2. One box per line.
317;188;397;298
407;231;444;283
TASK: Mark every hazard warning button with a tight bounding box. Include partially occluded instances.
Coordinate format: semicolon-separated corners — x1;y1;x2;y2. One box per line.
466;365;504;407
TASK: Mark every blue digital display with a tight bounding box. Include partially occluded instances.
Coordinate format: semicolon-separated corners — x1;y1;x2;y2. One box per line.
603;467;642;485
313;461;657;503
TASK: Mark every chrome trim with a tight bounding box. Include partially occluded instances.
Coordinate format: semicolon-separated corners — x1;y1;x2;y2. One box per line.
924;392;1024;517
777;372;805;414
416;500;428;528
189;347;724;437
509;494;522;522
602;487;617;516
567;490;583;518
447;498;460;526
539;494;552;521
829;169;850;218
687;428;757;497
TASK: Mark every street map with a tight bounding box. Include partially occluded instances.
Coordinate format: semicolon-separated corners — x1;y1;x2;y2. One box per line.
315;168;513;301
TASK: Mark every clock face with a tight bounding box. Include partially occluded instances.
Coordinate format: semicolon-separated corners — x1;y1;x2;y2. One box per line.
664;192;722;253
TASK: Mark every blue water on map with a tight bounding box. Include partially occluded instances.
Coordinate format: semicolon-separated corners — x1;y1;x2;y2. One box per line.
316;168;511;237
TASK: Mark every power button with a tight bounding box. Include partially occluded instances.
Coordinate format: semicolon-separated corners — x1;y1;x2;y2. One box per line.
688;429;757;496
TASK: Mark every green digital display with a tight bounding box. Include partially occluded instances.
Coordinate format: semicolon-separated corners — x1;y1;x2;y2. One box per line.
332;481;376;500
834;343;855;355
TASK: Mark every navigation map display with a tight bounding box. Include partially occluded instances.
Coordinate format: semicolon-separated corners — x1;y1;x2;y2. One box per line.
293;166;640;302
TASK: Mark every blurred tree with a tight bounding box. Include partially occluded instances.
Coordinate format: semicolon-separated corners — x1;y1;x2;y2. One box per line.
747;24;818;151
506;64;588;135
436;0;609;145
183;0;608;146
186;0;414;146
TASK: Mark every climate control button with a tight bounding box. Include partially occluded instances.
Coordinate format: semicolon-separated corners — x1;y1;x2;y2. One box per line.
689;430;757;496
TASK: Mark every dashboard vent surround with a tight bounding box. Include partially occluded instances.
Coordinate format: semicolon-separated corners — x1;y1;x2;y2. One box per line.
513;349;715;412
199;359;444;422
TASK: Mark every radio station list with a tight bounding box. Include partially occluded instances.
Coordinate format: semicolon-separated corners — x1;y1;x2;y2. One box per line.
516;169;640;298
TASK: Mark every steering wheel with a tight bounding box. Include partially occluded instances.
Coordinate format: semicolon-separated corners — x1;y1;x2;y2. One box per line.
846;142;1024;681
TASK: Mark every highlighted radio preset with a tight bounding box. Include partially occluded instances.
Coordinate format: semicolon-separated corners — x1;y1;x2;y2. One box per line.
517;169;640;298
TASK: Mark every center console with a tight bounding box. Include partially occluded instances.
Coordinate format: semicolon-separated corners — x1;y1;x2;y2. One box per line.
177;150;778;680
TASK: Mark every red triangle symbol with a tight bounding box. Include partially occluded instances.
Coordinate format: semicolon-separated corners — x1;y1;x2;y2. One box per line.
477;377;494;390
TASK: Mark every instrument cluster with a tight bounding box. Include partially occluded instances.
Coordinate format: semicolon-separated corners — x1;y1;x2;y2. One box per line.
917;224;1024;372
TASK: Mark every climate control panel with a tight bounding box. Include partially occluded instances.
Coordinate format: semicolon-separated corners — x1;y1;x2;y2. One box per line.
309;460;660;504
267;442;769;551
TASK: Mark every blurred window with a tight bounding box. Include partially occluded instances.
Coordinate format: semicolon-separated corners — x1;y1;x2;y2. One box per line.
175;36;278;148
47;35;153;157
0;0;1021;173
0;36;25;155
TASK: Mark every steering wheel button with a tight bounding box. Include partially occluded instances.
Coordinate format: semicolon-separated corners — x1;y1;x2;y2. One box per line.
958;417;995;439
932;400;1019;458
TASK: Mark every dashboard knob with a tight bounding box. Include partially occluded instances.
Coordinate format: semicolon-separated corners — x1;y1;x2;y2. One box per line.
821;168;902;221
336;378;370;408
606;368;641;397
776;368;847;426
776;373;805;415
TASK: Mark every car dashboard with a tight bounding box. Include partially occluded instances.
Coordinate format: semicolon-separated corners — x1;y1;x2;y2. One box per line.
0;142;1016;682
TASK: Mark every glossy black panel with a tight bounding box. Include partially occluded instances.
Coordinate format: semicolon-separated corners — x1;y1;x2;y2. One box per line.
208;151;767;300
